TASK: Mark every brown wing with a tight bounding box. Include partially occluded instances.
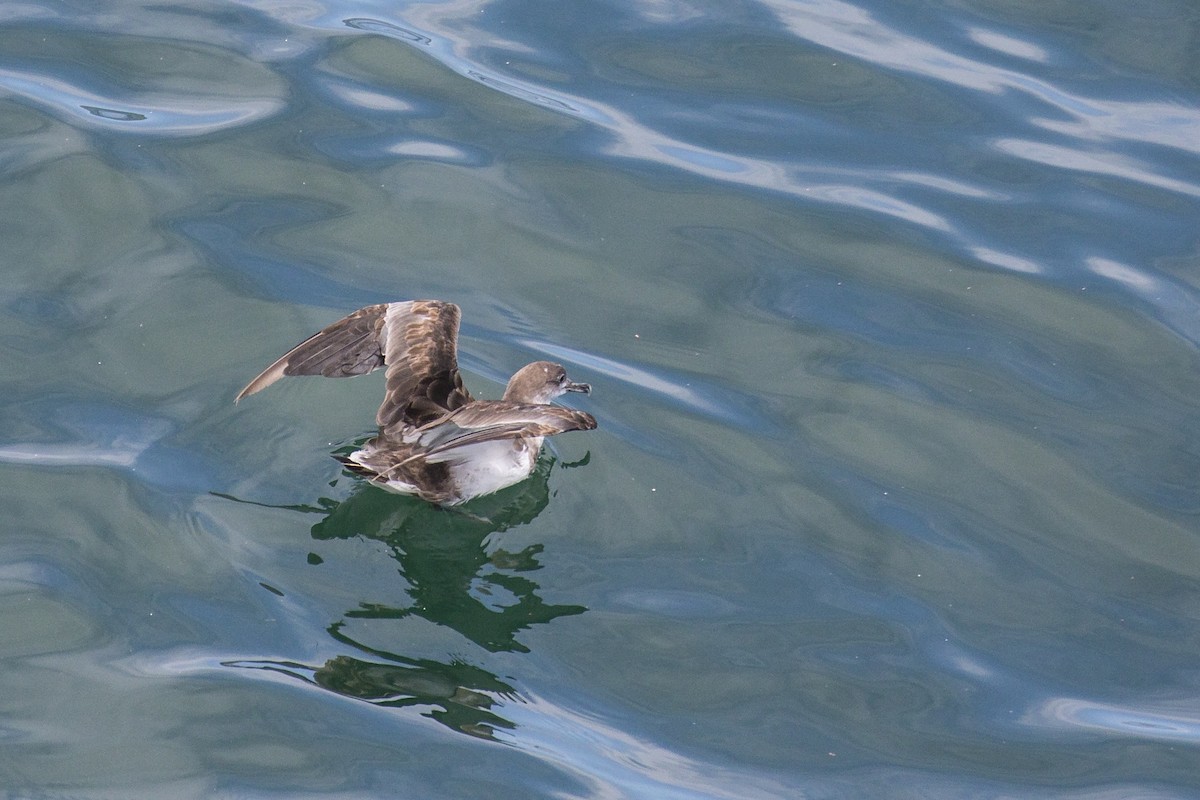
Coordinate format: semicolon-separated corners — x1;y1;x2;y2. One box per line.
235;304;389;402
412;402;597;461
377;300;473;430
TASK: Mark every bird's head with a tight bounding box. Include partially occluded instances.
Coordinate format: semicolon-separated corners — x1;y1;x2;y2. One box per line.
504;361;591;404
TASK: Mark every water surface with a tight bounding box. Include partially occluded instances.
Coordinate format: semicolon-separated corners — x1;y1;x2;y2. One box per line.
1;0;1199;797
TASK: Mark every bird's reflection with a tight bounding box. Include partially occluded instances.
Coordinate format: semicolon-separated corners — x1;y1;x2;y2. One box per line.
229;646;518;740
311;450;587;654
221;450;588;740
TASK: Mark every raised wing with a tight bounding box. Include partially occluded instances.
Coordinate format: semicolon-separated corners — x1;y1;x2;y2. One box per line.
377;300;472;429
235;304;389;402
235;301;473;427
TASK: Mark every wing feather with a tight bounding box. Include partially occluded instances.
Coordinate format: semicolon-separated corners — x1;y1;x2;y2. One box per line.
377;300;472;429
410;402;597;463
235;301;473;426
235;304;389;401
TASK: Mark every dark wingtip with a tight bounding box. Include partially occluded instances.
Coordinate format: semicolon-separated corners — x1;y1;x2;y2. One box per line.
333;453;379;481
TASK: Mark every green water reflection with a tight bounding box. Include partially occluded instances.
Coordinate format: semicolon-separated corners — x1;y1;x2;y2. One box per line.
225;453;586;740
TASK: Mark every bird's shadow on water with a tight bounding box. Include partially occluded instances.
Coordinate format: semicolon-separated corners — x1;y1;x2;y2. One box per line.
221;450;590;741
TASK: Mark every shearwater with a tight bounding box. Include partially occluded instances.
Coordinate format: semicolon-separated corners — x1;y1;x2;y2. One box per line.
236;300;597;506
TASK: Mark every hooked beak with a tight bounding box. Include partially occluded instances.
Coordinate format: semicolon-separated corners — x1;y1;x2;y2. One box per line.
566;381;591;394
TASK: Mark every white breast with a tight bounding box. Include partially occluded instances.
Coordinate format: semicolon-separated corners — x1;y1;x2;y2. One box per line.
436;437;542;502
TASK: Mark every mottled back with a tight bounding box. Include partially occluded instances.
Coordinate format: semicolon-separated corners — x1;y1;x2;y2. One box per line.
377;300;472;429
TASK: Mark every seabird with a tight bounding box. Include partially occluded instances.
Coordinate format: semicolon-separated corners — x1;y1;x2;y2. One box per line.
236;300;596;506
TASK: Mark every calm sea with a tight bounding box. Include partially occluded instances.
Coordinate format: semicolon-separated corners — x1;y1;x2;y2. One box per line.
1;1;1199;797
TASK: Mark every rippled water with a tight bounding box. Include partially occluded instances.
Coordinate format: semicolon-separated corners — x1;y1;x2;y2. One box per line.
2;1;1199;797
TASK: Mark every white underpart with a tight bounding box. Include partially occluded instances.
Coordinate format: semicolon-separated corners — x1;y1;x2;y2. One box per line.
348;436;542;502
431;436;542;501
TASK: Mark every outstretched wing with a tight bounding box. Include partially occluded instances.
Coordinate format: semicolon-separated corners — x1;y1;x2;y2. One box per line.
411;401;597;463
235;301;472;427
377;300;472;430
235;304;390;402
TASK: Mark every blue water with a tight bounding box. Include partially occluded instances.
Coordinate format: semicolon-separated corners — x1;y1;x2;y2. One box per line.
1;1;1199;797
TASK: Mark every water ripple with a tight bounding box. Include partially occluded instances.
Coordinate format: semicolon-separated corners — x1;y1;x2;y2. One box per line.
503;691;801;800
964;26;1050;63
518;338;773;432
0;400;217;491
763;0;1200;161
339;14;591;118
343;17;431;46
993;137;1200;198
0;67;284;136
5;2;1199;796
1024;696;1200;744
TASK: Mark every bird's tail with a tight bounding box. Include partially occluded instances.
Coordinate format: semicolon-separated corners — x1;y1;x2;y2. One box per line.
333;453;382;481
